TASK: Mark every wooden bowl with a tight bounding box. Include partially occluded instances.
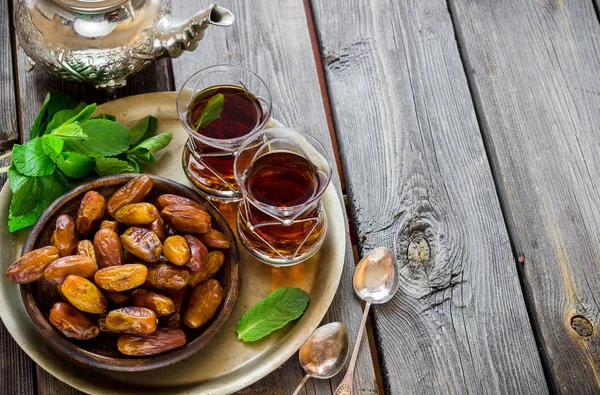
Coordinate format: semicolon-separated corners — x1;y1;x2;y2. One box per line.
19;174;241;372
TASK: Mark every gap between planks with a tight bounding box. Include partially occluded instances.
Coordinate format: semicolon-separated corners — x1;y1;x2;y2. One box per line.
444;0;557;392
303;0;385;393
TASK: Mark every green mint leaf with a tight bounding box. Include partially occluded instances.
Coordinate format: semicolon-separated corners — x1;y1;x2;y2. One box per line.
47;93;78;122
194;93;224;130
44;102;87;134
12;138;55;177
30;93;51;139
31;93;77;138
124;155;142;173
68;103;96;124
8;172;69;232
8;165;30;197
128;117;150;145
93;113;117;122
236;287;309;342
7;167;69;231
42;135;64;162
127;132;172;163
45;102;96;135
94;157;137;176
51;123;88;139
139;116;158;143
63;119;130;158
8;205;45;233
56;151;96;179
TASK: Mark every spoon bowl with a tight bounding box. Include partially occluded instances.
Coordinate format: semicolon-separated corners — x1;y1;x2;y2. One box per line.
300;322;350;379
334;247;399;395
292;322;350;395
353;247;399;304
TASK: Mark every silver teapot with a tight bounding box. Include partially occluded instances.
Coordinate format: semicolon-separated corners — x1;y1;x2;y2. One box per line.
15;0;234;90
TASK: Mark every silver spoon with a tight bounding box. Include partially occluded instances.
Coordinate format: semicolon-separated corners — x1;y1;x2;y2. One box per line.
334;247;399;395
292;322;350;395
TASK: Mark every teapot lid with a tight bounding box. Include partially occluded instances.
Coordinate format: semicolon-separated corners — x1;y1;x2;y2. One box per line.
53;0;127;12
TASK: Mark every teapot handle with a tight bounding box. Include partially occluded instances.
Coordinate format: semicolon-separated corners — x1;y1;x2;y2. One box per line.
154;4;234;58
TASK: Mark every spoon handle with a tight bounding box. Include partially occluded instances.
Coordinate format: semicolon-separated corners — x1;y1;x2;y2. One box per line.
334;302;371;395
292;374;311;395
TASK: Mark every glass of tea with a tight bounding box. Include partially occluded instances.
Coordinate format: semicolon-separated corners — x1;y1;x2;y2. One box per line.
234;128;333;265
177;65;272;202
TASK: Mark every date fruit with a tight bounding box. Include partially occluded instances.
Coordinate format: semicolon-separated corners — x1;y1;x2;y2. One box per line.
183;235;207;273
61;275;108;314
197;229;231;249
115;203;159;226
49;302;100;340
76;191;106;236
159;288;187;329
156;194;206;212
51;215;77;257
94;264;148;292
100;220;119;233
94;228;124;268
188;250;225;288
145;262;190;292
44;255;98;284
148;217;166;242
117;328;186;356
132;289;175;316
6;246;60;284
105;306;157;335
76;240;97;264
163;236;190;266
107;175;153;217
161;204;211;234
120;227;163;263
184;279;223;329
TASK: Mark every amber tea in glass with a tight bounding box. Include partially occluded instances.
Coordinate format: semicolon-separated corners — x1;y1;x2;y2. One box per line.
234;128;332;265
178;65;272;202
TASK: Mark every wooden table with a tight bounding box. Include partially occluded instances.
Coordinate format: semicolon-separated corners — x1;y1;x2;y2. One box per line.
3;0;600;393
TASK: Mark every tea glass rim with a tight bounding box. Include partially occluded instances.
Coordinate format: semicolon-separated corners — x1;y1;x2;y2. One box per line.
233;127;334;216
176;64;273;149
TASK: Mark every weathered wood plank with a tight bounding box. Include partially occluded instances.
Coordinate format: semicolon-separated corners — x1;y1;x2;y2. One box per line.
169;0;378;393
36;366;83;395
0;0;36;393
310;0;548;393
448;0;600;392
9;5;174;391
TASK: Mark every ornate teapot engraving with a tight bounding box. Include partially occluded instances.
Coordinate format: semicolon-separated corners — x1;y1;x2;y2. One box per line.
15;0;234;90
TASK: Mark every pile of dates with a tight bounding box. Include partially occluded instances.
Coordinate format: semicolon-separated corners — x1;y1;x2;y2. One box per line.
6;175;231;357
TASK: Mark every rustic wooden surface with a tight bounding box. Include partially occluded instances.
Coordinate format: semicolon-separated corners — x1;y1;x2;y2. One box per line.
310;0;549;393
4;0;600;393
449;0;600;392
0;0;36;393
169;0;378;393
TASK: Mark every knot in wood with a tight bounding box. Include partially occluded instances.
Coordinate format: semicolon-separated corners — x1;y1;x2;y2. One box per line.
408;237;430;263
571;315;593;337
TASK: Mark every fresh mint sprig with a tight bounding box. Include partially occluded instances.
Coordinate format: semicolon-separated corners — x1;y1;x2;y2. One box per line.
2;93;173;232
236;287;310;342
194;93;224;131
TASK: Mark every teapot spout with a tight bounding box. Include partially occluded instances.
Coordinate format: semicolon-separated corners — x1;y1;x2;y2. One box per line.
154;4;234;58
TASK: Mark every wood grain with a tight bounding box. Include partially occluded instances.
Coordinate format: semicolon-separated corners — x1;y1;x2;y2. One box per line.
169;0;378;393
0;0;36;393
36;366;82;395
448;0;600;392
310;0;548;393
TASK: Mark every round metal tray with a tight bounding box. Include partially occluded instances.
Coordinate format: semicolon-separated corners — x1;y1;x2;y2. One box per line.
0;92;346;394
